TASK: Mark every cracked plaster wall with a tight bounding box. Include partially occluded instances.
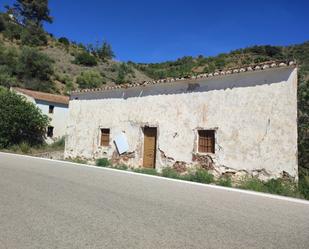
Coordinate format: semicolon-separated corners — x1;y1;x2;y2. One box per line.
65;68;298;179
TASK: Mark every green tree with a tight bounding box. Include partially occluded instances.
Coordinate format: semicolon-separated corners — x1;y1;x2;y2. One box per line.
74;52;97;66
76;70;105;89
0;66;17;87
17;46;54;82
0;14;5;31
0;87;49;148
298;79;309;176
21;21;47;46
58;37;70;46
13;0;52;26
97;41;115;60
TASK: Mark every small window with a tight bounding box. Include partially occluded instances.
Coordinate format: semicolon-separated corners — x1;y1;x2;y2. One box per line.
49;105;54;114
47;126;54;138
100;128;110;146
198;130;215;153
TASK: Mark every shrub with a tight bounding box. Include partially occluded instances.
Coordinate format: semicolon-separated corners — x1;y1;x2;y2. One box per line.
0;14;5;32
58;37;70;46
50;136;65;149
133;168;158;175
188;168;214;184
19;142;31;153
113;164;128;170
161;167;180;179
3;22;23;40
76;70;104;89
264;179;297;197
299;175;309;200
217;177;232;187
96;158;110;167
239;177;302;198
74;52;97;66
0;87;49;148
0;66;17;87
17;46;54;82
21;23;47;46
238;178;267;192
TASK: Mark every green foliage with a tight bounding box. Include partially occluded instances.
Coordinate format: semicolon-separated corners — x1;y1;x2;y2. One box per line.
298;79;309;176
3;21;23;41
217;176;232;187
18;141;31;153
50;136;65;150
113;164;128;170
299;175;309;199
0;66;17;87
17;46;53;80
96;41;115;60
76;70;105;89
0;87;49;148
161;167;180;179
115;63;134;84
95;158;110;167
188;168;214;184
133;168;158;175
238;177;303;198
0;14;5;32
55;73;74;92
12;0;53;25
58;37;70;46
21;21;47;46
74;52;97;66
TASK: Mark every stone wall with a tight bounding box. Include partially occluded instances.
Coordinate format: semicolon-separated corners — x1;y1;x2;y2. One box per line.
65;67;298;180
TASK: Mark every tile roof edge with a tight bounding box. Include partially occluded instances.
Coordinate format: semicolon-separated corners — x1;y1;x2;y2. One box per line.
71;60;297;94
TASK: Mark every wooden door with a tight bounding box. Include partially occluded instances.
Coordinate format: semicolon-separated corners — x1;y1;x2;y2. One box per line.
143;127;157;168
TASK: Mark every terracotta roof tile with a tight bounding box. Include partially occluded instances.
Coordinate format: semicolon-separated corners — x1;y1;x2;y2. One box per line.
13;88;69;105
71;60;296;94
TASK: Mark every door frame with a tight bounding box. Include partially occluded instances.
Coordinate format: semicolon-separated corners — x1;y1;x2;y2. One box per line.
142;126;158;168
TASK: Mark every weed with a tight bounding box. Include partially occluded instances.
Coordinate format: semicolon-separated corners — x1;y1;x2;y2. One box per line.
161;167;180;179
69;157;87;164
95;158;110;167
19;142;31;154
217;177;232;187
188;168;214;184
133;168;158;175
113;164;128;170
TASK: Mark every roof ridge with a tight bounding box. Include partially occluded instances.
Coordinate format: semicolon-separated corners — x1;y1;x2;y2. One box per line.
71;60;296;94
12;87;69;105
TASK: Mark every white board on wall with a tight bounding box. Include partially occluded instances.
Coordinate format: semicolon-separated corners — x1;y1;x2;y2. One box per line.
114;132;129;154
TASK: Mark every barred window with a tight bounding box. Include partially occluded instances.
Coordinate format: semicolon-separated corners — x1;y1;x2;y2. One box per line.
198;130;215;153
100;129;110;146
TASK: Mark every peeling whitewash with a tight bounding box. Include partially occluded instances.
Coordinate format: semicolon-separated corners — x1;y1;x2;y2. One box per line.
65;67;298;180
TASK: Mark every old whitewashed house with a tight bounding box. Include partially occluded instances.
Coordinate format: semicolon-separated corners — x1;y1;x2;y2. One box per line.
65;61;298;180
12;88;69;142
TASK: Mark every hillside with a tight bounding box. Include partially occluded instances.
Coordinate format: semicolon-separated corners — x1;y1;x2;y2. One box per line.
0;32;151;94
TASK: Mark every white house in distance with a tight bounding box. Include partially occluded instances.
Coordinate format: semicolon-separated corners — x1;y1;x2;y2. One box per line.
65;61;298;181
12;87;69;142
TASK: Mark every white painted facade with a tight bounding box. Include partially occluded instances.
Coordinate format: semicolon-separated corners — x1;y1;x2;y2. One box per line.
35;100;69;141
13;89;69;142
65;66;298;180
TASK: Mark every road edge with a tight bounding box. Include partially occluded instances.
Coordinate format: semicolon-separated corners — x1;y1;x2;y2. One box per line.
1;151;309;205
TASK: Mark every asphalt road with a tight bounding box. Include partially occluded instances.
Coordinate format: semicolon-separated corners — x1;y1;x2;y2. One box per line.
0;153;308;249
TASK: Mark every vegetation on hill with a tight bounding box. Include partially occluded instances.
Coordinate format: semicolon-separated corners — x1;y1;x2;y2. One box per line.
0;0;150;94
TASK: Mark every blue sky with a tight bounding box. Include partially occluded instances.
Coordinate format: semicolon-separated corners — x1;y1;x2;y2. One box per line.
1;0;309;63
